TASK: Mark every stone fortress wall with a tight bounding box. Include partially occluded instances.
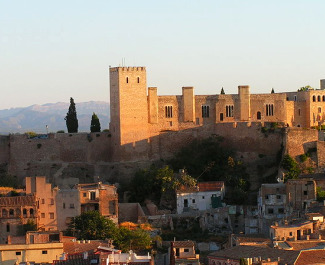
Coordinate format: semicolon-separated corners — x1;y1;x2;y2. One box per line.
0;67;325;186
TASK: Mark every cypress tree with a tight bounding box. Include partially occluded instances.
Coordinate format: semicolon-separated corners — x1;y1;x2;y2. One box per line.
90;112;101;132
221;87;225;94
65;97;78;133
271;88;275;93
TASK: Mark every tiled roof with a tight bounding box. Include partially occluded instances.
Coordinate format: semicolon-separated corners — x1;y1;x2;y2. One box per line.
63;241;107;254
198;181;224;192
0;195;36;206
295;249;325;265
208;245;300;265
172;241;194;248
286;240;325;251
234;234;271;244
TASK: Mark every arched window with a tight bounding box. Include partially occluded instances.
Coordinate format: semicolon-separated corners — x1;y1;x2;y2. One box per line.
318;107;322;113
318;95;321;102
6;223;10;232
2;209;7;217
30;209;34;216
202;105;210;118
137;77;140;83
257;111;261;120
323;95;325;101
165;106;173;118
16;208;21;217
313;95;316;102
23;209;27;217
9;209;14;217
126;77;129;83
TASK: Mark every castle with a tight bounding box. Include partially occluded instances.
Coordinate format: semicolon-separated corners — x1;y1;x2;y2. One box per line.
109;66;325;148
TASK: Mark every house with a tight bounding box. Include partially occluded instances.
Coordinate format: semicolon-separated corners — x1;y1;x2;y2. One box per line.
270;220;316;241
176;181;225;214
169;241;200;265
0;231;63;265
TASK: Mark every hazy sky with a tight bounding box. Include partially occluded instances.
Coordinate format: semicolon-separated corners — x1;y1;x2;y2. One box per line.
1;0;325;109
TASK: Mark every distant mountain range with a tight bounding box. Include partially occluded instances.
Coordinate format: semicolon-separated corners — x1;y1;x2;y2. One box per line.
0;101;110;134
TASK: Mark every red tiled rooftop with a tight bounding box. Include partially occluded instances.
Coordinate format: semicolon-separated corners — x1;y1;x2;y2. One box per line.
295;249;325;265
63;241;107;254
172;241;195;248
198;181;224;192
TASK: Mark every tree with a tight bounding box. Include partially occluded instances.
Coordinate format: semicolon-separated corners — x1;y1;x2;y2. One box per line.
18;219;37;235
115;227;152;252
220;87;225;94
281;154;301;180
298;85;314;92
65;97;78;133
271;88;274;93
90;112;101;132
68;211;117;240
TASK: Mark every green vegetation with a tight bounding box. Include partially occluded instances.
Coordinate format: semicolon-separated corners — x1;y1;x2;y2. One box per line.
19;219;37;235
271;88;274;93
65;97;78;133
57;130;65;133
0;174;19;188
128;166;196;205
220;87;225;94
68;211;152;252
90;112;101;132
298;85;314;92
317;187;325;202
281;154;301;180
25;131;37;138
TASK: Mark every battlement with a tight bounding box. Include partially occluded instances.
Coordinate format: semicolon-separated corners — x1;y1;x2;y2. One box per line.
109;66;146;73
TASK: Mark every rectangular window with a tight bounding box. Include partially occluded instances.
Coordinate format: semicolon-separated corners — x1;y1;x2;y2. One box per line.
289;232;293;236
268;208;274;214
90;192;96;200
266;104;274;116
265;195;269;200
196;118;200;125
41;199;45;204
50;198;54;205
41;213;45;218
192;199;195;203
304;190;308;195
42;250;48;254
276;195;281;200
165;106;173;118
63;203;65;209
184;249;189;252
83;192;87;197
226;105;234;117
278;208;284;214
49;212;54;219
202;105;210;118
16;252;21;256
70;203;75;209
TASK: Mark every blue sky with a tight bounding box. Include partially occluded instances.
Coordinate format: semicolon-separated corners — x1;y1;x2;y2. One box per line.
1;0;325;109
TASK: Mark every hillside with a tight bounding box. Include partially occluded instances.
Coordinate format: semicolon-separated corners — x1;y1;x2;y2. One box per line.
0;101;110;134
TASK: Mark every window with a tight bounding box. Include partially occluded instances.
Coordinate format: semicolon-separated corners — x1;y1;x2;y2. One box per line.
196;118;200;125
323;95;325;101
202;105;210;118
220;113;224;121
192;199;195;203
268;208;274;214
30;209;34;216
318;95;321;102
278;208;284;214
126;77;129;83
202;196;205;199
42;250;48;254
50;198;54;205
294;95;297;101
23;209;27;216
257;111;261;120
276;195;281;200
90;192;96;200
304;190;308;195
318;107;322;113
49;212;54;219
41;213;45;218
184;249;189;252
289;232;293;236
165;106;173;118
83;192;87;197
63;203;65;209
298;109;301;116
9;209;14;217
70;203;75;209
313;95;316;102
137;77;140;83
16;252;21;256
42;199;45;204
265;195;269;200
6;223;10;232
226;105;234;117
266;104;274;116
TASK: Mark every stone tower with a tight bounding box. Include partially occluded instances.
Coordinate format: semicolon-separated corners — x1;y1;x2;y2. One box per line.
109;67;148;146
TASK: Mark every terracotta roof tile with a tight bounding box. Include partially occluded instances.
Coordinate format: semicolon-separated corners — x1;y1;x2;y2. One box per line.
295;249;325;265
63;241;107;254
172;241;194;248
198;181;224;192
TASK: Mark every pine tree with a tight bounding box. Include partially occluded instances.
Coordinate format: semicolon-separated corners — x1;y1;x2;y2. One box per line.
90;112;101;132
221;87;225;94
271;88;275;93
65;97;78;133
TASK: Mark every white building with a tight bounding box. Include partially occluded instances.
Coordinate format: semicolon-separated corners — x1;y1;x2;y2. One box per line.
176;181;225;214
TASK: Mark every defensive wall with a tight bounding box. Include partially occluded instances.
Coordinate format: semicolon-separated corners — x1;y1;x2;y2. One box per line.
0;124;322;188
